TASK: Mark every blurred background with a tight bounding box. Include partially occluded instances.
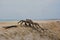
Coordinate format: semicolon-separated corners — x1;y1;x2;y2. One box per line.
0;0;60;20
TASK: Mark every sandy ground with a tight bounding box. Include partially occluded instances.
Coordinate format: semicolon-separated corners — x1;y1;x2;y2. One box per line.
0;20;60;40
0;21;17;27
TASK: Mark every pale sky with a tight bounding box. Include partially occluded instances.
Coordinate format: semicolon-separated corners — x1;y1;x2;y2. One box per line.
0;0;60;20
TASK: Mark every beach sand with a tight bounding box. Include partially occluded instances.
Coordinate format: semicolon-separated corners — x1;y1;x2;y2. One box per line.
0;20;60;40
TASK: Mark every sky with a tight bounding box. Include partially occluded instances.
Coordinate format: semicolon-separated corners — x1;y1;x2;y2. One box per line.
0;0;60;20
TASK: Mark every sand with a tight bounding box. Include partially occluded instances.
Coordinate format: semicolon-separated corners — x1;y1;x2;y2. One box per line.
0;20;60;40
0;21;17;28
